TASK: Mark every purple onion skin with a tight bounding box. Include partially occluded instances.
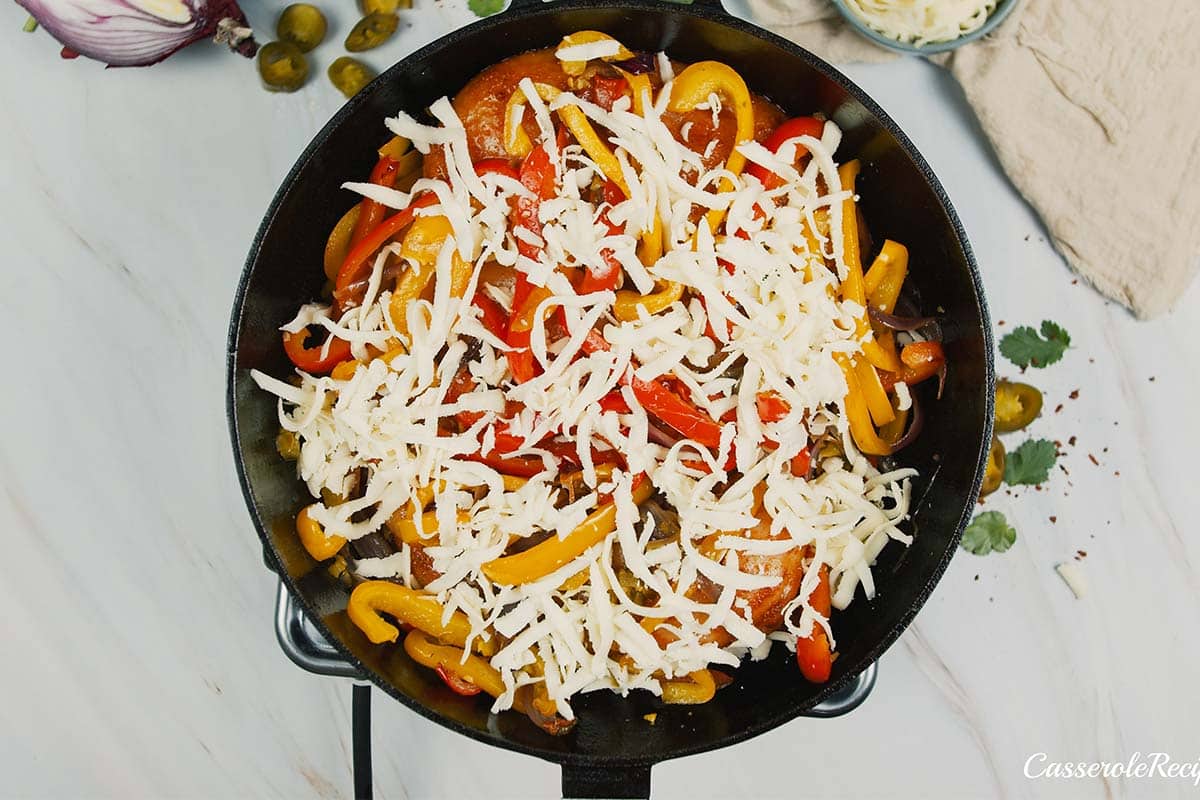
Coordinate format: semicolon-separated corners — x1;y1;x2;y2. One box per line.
867;305;937;331
17;0;256;67
889;389;924;452
613;52;657;75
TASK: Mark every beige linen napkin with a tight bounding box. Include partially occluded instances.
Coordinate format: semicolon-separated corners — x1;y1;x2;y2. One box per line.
746;0;1200;318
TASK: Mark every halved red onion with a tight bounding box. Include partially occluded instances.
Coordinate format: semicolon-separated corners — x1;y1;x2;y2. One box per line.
17;0;257;67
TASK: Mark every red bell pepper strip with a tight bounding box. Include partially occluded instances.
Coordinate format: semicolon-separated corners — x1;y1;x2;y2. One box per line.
790;447;812;479
505;144;558;381
795;564;833;683
581;330;724;449
335;193;438;293
597;391;631;414
436;665;483;696
589;75;628;112
756;392;791;424
282;327;353;374
472;292;510;341
350;155;400;246
578;180;626;295
457;450;547;478
474;158;520;181
746;117;825;190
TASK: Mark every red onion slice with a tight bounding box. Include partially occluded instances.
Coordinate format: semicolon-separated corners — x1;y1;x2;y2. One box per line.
890;390;924;452
868;306;937;331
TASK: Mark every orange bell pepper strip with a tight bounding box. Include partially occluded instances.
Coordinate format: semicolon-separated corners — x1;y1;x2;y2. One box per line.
795;564;833;683
483;477;653;585
880;341;946;392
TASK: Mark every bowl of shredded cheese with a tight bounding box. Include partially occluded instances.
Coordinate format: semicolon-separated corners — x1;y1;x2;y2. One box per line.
830;0;1018;54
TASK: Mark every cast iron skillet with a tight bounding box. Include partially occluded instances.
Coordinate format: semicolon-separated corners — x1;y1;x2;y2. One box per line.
227;0;994;796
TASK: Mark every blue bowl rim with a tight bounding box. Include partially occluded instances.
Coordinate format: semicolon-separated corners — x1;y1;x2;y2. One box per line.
828;0;1020;55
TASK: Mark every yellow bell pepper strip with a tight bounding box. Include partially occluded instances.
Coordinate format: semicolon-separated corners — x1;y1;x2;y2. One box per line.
637;214;664;267
483;477;653;586
558;103;630;197
661;669;717;704
347;581;496;655
668;61;755;234
504;83;629;193
853;357;896;427
556;31;634;76
863;239;909;309
615;67;653;115
837;161;902;373
377;134;411;160
385;509;471;546
324;204;362;280
403;630;507;698
388;214;474;339
613;279;683;321
862;239;909;370
837;354;892;456
878;393;911;447
296;504;346;561
329;359;361;381
503;82;558;159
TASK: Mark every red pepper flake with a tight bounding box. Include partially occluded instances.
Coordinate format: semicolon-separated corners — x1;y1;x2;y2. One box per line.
1049;516;1057;523
974;574;980;581
998;320;1006;326
1076;550;1087;559
1069;389;1080;400
1055;404;1064;414
1149;376;1156;382
61;46;80;59
1114;470;1121;476
1068;435;1077;446
1088;453;1100;466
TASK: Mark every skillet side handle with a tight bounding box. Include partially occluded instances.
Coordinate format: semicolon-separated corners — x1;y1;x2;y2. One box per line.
561;764;652;799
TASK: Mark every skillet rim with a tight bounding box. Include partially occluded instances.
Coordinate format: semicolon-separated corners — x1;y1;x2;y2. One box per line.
226;0;996;769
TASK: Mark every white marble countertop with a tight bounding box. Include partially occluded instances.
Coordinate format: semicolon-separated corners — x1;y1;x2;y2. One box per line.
2;1;1198;798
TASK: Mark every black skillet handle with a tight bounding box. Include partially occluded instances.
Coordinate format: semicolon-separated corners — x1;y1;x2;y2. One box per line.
561;764;652;799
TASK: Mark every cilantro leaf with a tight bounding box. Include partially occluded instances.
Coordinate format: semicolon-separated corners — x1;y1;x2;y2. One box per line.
468;0;504;16
998;320;1071;368
961;511;1017;555
1004;438;1058;485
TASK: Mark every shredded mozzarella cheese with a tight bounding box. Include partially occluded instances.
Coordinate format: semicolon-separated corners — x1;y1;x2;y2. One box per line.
252;59;919;718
